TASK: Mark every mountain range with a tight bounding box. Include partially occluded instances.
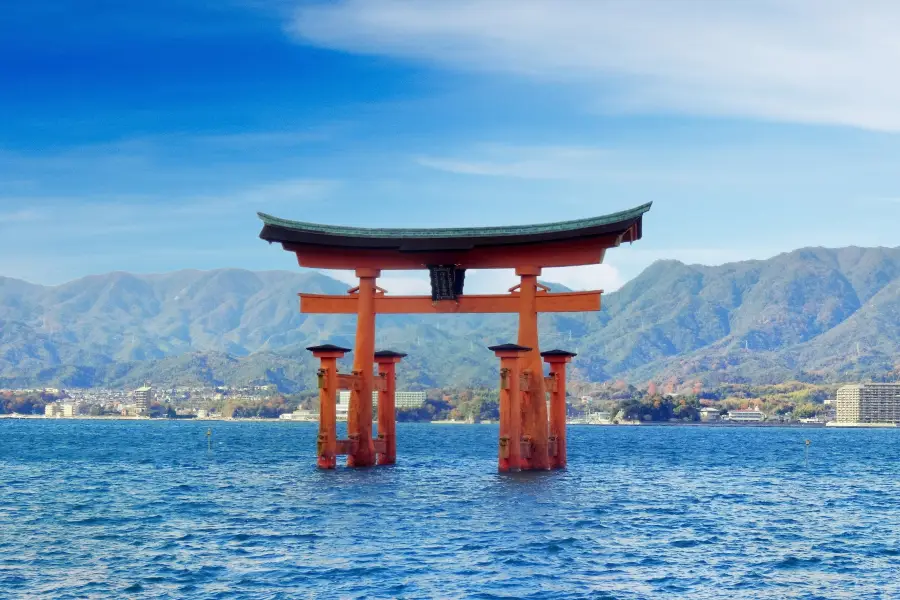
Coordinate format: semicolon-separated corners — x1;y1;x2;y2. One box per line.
2;245;899;391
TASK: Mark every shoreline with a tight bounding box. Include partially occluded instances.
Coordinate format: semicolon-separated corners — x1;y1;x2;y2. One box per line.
2;415;884;428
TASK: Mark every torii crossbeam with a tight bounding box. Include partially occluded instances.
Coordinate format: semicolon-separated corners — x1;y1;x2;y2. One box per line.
258;202;651;471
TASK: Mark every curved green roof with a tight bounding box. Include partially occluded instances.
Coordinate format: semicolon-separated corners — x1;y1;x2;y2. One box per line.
258;202;651;241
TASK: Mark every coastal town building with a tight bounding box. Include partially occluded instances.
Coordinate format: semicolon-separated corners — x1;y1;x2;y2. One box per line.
133;385;152;415
699;407;720;422
726;408;766;422
337;390;427;420
836;383;900;424
279;408;318;421
395;391;426;409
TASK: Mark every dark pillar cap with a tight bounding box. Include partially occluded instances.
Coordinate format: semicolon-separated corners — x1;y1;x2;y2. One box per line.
487;343;533;352
540;349;578;358
375;350;408;358
306;344;352;353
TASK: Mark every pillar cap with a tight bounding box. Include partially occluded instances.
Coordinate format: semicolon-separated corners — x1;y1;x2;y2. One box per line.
375;350;407;362
542;348;577;363
306;343;352;353
488;343;532;354
541;349;577;358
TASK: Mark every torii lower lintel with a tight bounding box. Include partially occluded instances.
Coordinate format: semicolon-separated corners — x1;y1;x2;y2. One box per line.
299;290;602;315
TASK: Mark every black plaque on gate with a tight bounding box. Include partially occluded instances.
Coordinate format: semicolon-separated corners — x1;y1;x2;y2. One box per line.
428;265;466;301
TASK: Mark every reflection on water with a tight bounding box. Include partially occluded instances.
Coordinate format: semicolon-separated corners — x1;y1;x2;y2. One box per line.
2;420;899;598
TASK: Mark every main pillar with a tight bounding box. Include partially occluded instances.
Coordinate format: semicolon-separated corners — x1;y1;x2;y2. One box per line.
375;350;406;465
515;266;551;470
542;349;576;469
307;344;351;469
490;343;530;472
347;268;379;467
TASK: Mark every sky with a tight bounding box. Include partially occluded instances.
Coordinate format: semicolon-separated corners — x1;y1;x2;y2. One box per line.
2;0;900;294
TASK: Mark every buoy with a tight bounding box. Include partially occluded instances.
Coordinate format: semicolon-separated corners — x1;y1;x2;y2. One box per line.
206;428;212;451
804;439;810;466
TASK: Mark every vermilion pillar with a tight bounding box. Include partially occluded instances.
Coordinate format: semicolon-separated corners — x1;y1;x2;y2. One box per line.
375;350;406;465
515;266;551;470
348;268;379;467
307;344;351;469
490;343;530;473
542;349;576;469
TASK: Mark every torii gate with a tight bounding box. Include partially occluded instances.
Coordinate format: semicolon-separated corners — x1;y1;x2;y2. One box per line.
258;203;650;471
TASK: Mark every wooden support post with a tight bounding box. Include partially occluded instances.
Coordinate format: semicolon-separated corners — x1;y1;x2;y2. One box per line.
542;349;576;469
490;343;531;473
307;344;351;469
515;267;550;470
299;290;602;315
375;350;406;465
348;268;379;467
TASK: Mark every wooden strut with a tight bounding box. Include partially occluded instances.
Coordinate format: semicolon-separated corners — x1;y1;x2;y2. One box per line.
299;290;601;315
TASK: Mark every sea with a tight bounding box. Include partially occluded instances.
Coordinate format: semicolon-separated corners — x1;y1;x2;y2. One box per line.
1;420;899;599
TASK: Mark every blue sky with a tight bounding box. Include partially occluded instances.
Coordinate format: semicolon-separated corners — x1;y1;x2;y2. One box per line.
2;0;900;293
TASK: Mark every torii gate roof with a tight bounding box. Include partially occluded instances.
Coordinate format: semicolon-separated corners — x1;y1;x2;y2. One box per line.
258;202;650;270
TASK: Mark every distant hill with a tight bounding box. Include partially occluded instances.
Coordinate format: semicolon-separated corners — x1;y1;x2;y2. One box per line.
2;246;900;391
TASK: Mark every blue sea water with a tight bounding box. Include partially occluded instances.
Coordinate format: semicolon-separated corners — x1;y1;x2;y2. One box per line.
1;421;900;599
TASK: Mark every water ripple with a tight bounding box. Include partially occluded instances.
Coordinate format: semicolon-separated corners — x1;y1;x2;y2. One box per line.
2;420;900;598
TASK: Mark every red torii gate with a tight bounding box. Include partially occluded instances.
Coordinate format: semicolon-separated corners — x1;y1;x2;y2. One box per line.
258;203;650;471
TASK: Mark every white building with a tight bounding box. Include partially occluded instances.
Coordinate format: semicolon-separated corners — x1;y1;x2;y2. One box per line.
336;390;427;420
727;408;765;422
699;407;721;422
133;385;152;415
395;391;427;409
836;384;900;424
62;403;76;417
44;403;62;417
279;408;318;421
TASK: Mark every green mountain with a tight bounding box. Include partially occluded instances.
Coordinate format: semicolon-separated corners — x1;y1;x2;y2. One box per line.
2;246;899;391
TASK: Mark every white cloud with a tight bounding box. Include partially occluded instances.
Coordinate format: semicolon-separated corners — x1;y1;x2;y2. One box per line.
0;178;337;240
416;145;609;179
542;264;625;292
174;178;338;215
322;263;625;294
0;208;45;224
289;0;900;131
322;269;433;295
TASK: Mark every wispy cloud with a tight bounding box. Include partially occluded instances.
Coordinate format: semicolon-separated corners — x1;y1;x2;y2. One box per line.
0;178;338;238
173;178;339;215
323;263;625;294
289;0;900;132
416;144;608;180
0;208;46;224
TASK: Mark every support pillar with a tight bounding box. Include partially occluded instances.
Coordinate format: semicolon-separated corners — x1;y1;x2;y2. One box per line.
375;350;406;465
348;268;379;467
542;349;576;469
489;343;530;473
307;344;351;469
514;266;550;470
